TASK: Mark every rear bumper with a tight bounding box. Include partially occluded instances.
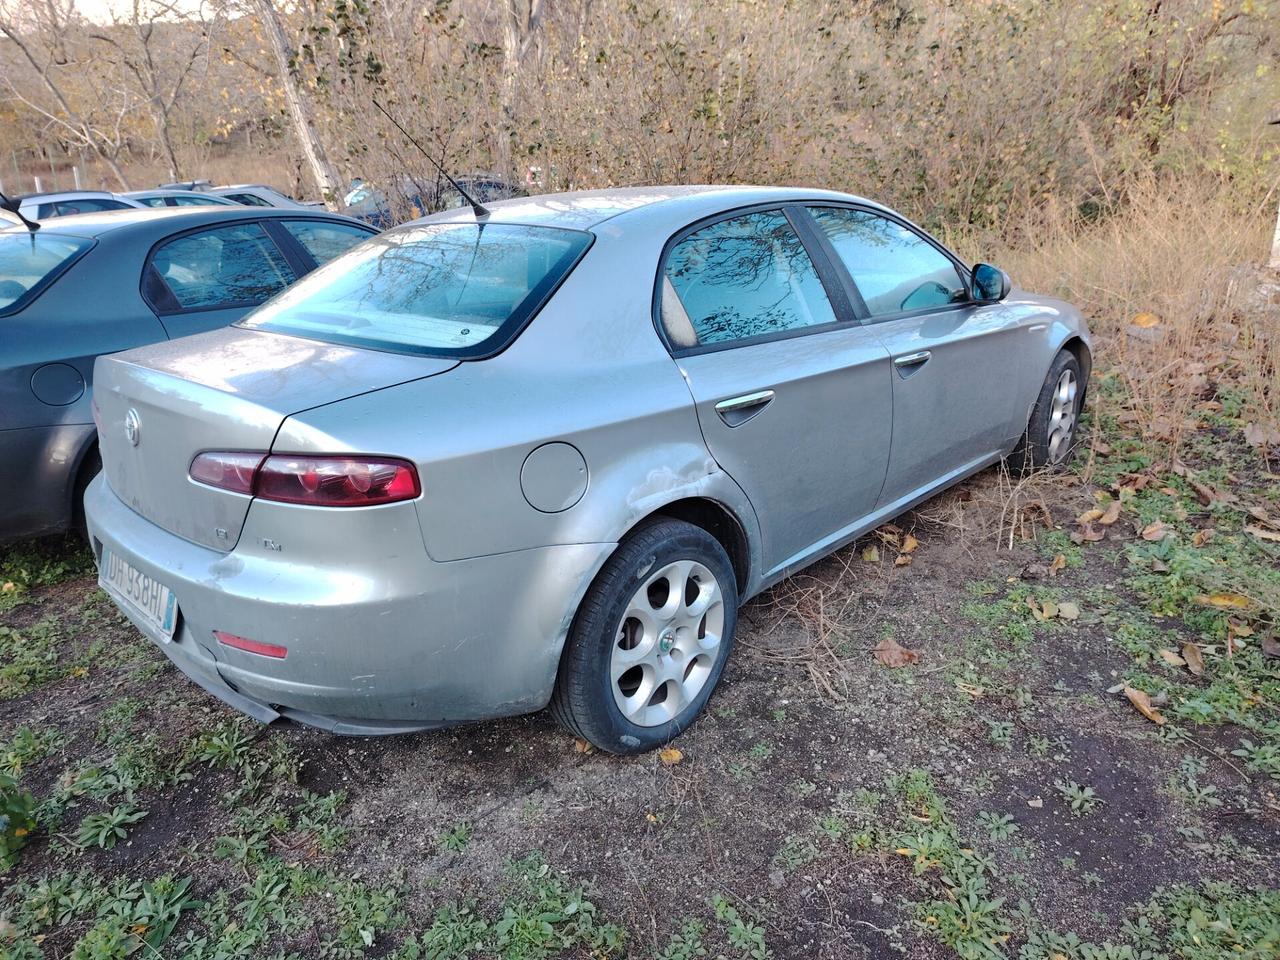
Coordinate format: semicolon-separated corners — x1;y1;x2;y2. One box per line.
85;474;612;732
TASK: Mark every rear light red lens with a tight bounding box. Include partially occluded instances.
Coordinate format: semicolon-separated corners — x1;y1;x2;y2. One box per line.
190;452;265;495
255;455;421;506
214;630;287;659
188;452;421;506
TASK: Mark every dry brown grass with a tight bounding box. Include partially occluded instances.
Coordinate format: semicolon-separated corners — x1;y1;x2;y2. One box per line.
987;176;1280;459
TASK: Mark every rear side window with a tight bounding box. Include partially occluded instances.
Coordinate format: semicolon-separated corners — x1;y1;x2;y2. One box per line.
0;233;93;314
135;196;169;208
224;193;272;206
809;207;967;317
52;198;132;216
662;210;837;348
149;222;296;311
240;222;591;357
280;220;372;264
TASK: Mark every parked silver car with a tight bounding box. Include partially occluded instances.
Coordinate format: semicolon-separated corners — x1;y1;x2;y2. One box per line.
86;186;1091;753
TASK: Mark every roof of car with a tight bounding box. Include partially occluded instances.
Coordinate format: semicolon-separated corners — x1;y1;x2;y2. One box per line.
0;205;366;240
15;189;118;202
418;185;882;231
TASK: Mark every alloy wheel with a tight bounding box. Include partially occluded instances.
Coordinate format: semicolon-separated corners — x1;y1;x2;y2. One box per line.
1046;368;1078;464
610;559;725;727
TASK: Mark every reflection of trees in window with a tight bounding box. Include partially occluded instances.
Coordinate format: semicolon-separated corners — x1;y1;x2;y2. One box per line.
810;208;966;316
665;211;835;345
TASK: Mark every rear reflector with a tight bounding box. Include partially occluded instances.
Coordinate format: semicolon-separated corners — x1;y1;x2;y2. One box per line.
189;452;420;506
214;630;288;659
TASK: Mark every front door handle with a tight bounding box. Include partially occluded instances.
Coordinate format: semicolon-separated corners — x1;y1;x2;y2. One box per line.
714;389;775;426
893;350;932;379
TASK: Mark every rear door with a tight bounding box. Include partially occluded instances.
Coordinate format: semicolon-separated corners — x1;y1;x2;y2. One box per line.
803;205;1029;508
142;220;300;338
659;206;893;577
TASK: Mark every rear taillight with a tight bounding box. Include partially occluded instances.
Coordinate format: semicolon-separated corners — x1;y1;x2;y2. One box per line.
190;452;264;495
189;452;420;506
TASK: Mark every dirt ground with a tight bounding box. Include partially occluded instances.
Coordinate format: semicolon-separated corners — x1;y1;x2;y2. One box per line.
2;407;1279;959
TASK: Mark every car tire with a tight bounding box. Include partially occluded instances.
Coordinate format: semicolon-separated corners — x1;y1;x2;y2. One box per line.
1010;350;1083;471
551;518;738;755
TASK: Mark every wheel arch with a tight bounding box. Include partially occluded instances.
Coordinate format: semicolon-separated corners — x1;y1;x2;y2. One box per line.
1059;335;1092;408
640;497;752;596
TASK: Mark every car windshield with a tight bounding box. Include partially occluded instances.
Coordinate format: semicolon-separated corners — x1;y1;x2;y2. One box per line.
239;222;592;356
0;232;93;313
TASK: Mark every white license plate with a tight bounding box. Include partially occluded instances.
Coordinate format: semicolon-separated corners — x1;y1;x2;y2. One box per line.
100;548;178;639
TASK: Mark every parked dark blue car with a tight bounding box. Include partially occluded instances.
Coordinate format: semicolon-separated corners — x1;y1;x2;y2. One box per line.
0;206;376;542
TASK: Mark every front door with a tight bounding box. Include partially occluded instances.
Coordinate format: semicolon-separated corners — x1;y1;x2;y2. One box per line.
658;207;894;577
803;205;1028;509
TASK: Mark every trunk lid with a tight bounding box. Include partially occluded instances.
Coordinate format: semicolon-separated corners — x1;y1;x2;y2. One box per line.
95;327;457;550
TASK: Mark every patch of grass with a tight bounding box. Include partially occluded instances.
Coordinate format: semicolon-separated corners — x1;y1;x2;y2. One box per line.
1054;780;1102;817
439;820;472;853
0;536;95;611
74;802;148;849
0;618;95;699
0;725;67;776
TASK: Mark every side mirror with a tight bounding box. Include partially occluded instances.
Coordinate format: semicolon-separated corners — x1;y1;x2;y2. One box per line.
971;263;1010;303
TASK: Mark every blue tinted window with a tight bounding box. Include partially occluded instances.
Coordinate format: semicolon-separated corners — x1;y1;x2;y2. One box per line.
280;220;372;265
0;233;93;314
241;222;590;356
152;222;295;310
664;211;837;346
810;207;966;317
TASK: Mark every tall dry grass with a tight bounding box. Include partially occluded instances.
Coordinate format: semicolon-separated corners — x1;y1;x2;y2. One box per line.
975;177;1280;460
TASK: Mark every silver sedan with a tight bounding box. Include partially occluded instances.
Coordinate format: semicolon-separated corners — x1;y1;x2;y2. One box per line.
86;186;1091;753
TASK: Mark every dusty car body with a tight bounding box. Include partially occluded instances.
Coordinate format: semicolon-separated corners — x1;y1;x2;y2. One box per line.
86;185;1091;751
1;207;376;542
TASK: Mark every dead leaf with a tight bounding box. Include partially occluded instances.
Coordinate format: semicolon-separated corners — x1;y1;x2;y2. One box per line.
1132;311;1161;328
1191;529;1214;547
1228;619;1254;638
1077;508;1105;524
658;747;683;766
1140;521;1169;542
1093;440;1112;455
1158;649;1186;667
955;680;985;698
1196;592;1251;610
873;636;921;668
861;545;880;563
894;554;913;567
1071;522;1106;544
573;738;595;754
1262;635;1280;660
1245;525;1280;544
1243;421;1280;449
1057;601;1081;621
1247;506;1280;531
1048;553;1066;576
1182;643;1205;676
1124;686;1167;725
901;533;920;554
1099;499;1122;526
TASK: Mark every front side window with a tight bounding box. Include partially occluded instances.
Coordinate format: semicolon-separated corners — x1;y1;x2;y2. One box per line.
0;233;93;314
240;222;591;357
171;194;226;207
224;193;272;207
662;210;837;348
809;207;966;317
280;220;373;265
150;222;296;311
136;196;169;208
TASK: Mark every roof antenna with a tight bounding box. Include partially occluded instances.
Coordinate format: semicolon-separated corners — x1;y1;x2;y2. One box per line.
371;98;489;219
0;189;40;232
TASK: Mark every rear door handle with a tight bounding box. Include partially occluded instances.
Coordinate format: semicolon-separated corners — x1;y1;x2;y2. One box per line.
893;350;931;379
714;389;775;426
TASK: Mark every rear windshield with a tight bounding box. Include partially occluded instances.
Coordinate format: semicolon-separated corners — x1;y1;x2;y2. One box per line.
0;232;94;314
239;222;592;357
